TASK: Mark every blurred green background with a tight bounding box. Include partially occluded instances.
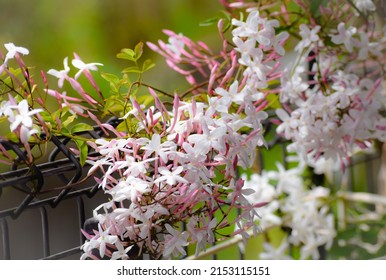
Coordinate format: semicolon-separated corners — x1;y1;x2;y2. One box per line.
0;0;222;92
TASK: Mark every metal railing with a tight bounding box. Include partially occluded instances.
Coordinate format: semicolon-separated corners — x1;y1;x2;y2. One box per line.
0;119;121;259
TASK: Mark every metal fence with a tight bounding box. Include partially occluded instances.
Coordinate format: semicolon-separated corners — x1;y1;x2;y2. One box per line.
0;119;122;260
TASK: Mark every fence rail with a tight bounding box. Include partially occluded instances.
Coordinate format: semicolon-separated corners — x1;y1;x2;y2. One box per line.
0;120;119;260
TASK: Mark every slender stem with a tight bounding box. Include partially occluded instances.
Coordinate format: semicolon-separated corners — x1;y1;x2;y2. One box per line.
338;191;386;206
140;82;174;98
185;227;255;260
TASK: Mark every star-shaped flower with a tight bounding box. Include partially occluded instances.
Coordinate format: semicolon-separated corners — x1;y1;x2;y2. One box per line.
47;57;70;88
72;58;103;79
3;43;29;65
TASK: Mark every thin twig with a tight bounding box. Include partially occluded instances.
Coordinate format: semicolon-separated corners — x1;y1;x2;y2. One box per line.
185;228;254;260
339;191;386;206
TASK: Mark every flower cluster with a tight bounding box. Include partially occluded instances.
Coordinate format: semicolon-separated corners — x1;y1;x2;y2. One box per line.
274;4;386;171
0;98;43;144
80;93;268;258
45;53;104;119
243;161;335;259
78;6;296;259
0;44;43;148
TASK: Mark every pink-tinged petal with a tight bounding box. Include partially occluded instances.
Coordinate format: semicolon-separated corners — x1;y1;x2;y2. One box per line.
186;75;196;85
19;125;30;143
20;125;38;143
168;94;180;133
10;115;22;131
166;60;191;75
162;29;177;37
197;41;211;53
0;64;5;75
68;78;97;107
88;111;109;136
72;58;86;69
131;97;147;120
101;123;125;138
146;42;160;52
208;63;219;93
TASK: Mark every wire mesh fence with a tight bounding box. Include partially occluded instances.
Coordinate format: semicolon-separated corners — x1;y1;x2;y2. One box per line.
0;119;121;260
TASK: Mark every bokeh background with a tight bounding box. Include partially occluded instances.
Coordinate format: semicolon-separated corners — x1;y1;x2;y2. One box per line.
0;0;223;93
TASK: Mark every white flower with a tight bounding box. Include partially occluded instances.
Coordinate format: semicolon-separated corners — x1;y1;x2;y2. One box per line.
141;133;176;163
276;108;299;140
47;57;70;88
110;176;150;202
188;123;227;155
280;67;308;106
214;80;245;106
111;242;133;260
354;0;376;13
187;216;217;256
72;58;103;79
163;224;189;258
295;24;321;52
355;31;382;60
154;166;188;186
0;100;13;118
330;22;357;52
3;43;29;65
94;225;118;258
9;99;43;143
232;10;264;39
165;33;185;58
233;37;260;67
272;31;289;56
259;239;292;260
119;156;154;177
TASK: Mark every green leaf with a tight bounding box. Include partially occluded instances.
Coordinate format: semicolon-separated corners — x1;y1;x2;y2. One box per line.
199;11;231;32
70;123;94;134
199;16;220;27
142;59;156;72
134;42;144;60
122;66;142;74
116;119;129;133
104;97;125;114
74;139;88;166
62;114;76;128
265;92;282;109
310;0;328;18
6;132;19;143
116;118;140;135
117;42;143;62
116;74;132;89
0;116;8;124
100;72;120;84
117;48;136;61
136;93;154;106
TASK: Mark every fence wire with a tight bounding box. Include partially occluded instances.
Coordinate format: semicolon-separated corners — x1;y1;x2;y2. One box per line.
0;119;120;260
